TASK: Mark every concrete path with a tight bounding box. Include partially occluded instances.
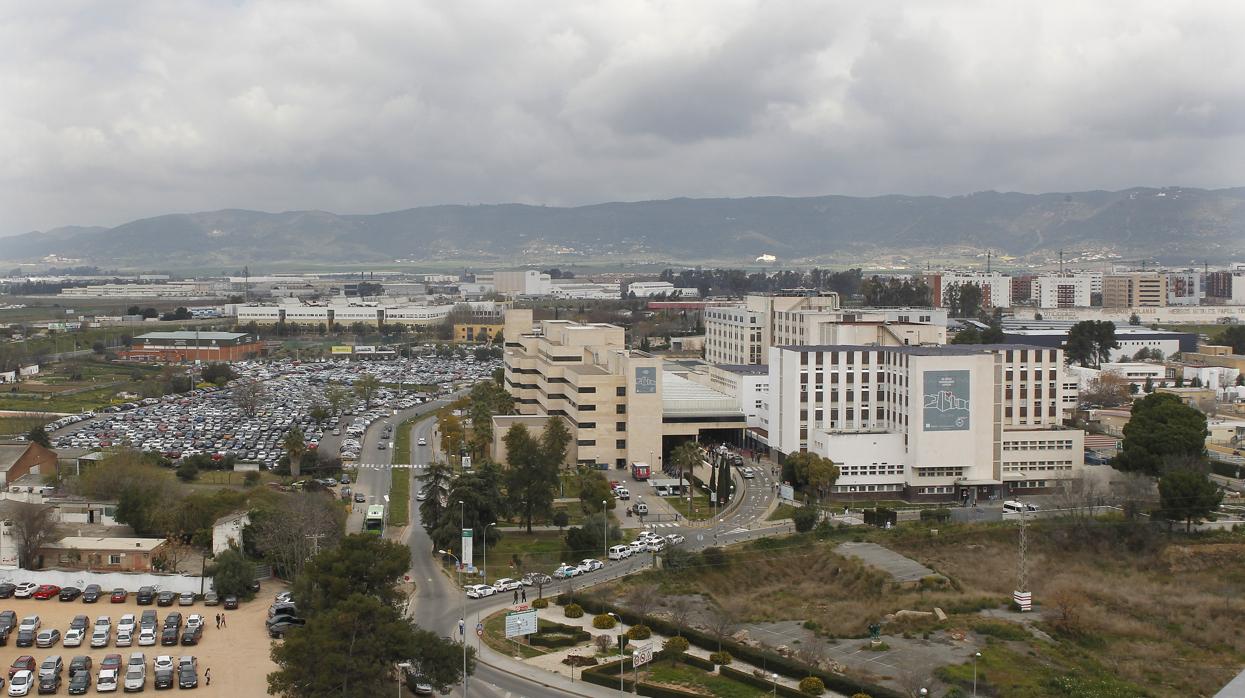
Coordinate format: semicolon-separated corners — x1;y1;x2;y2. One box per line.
835;541;934;584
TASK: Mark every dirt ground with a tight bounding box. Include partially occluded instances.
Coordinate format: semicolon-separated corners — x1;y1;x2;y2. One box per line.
0;581;284;696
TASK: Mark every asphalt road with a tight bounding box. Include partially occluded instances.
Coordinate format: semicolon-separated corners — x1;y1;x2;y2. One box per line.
347;397;451;532
404;441;781;697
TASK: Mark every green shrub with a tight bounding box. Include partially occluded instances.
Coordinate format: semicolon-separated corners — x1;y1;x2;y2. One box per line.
593;614;617;629
663;636;690;654
792;506;817;532
244;471;260;487
800;676;826;695
626;624;652;640
564;603;584;618
709;651;733;665
532;597;550;609
973;620;1029;641
680;652;716;671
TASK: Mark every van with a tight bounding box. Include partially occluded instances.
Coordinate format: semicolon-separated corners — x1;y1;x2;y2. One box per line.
607;545;631;560
633;502;648;516
1002;500;1039;514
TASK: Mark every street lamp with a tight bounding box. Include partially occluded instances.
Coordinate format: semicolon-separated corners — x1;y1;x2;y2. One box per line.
438;549;468;698
770;673;779;696
602;500;608;562
973;651;982;696
608;613;625;694
483;522;496;585
919;689;928;697
396;661;411;698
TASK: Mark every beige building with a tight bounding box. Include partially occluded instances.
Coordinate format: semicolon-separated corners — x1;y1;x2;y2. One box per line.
499;310;743;469
704;290;842;366
772;308;947;348
1103;273;1167;308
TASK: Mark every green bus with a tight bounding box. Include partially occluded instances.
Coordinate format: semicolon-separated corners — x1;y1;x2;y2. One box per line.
364;505;385;535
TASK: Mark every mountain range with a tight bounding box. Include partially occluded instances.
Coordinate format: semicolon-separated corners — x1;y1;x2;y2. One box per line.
3;187;1243;269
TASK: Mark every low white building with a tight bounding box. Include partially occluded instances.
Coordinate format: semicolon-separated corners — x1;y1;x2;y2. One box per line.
212;511;250;556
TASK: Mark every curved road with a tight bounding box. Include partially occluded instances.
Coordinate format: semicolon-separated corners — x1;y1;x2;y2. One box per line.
396;414;783;697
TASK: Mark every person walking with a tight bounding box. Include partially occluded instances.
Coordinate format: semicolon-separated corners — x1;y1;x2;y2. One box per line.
205;669;211;686
513;589;519;604
521;588;527;603
221;614;226;628
214;614;220;629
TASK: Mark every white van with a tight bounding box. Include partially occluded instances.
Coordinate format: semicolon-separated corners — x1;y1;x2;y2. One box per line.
608;545;632;560
1002;500;1039;513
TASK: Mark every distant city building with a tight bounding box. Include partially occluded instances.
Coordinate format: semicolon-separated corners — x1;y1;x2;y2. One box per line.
1102;272;1167;307
768;343;1083;502
1000;320;1196;361
57;282;222;299
234;299;507;327
454;322;503;343
1032;275;1094;308
925;272;1012;309
1166;270;1203;306
1205;271;1245;305
121;331;262;362
704;290;840;365
625;281;700;298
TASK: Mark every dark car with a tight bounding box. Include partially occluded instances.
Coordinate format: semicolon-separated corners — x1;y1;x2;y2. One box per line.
38;673;61;694
178;666;198;689
135;587;155;606
156;591;176;607
68;656;92;677
16;629;34;647
266;618;305;639
59;586;82;601
0;583;16;599
67;670;91;694
0;610;17;634
179;626;202;646
223;596;239;610
81;585;102;603
139;611;158;630
0;627;10;647
247;579;261;593
162;613;182;630
160;627;178;646
267;602;297;620
154;667;174;689
68;616;89;633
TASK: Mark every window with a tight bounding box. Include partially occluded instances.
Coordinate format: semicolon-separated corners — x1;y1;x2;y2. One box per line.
578;422;596;429
109;554;122;565
616;440;627;449
616;387;626;397
580;404;596;412
616;404;626;414
576;439;596;446
577;386;597;394
616;422;626;431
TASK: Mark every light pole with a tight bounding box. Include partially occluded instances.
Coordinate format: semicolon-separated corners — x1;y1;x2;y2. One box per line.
919;689;928;697
770;673;778;696
608;613;624;694
438;549;468;698
602;500;608;562
973;651;981;696
483;522;496;585
396;661;411;698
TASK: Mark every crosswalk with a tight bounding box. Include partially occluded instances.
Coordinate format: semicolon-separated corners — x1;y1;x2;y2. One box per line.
645;522;680;529
351;463;429;469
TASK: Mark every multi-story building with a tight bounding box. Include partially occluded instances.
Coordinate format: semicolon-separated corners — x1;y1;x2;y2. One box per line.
768;343;1084;502
1001;323;1196;362
926;272;1013;309
771;308;947;348
487;270;553;297
1032;275;1093;308
1166;270;1203;306
500;310;743;469
703;290;840;365
234;299;507;327
1205;271;1245;305
1102;272;1167;308
454;323;504;343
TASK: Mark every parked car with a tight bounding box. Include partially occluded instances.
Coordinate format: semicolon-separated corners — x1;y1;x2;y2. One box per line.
267;603;297;620
81;586;102;604
15;631;34;648
57;587;82;602
607;545;632;560
139;611;157;631
122;664;145;692
0;583;16;599
137;629;155;647
115;630;132;648
223;596;239;610
160;627;178;646
178;592;195;607
665;533;686;545
18;617;39;633
13;584;38;599
66;670;90;695
90;628;109;649
464;584;494;599
8;670;32;696
578;559;604;573
135;588;155;606
177;665;197;689
0;611;16;635
96;668;118;692
156;591;176;607
8;657;35;680
62;628;84;648
202;593;219;607
99;655;121;674
31;586;60;601
36;673;60;695
553;564;581;579
34;630;59;648
109;589;128;604
179;626;202;646
267;618;305;638
36;656;61;680
521;572;552;587
67;656;91;678
491;578;521;592
645;538;667;552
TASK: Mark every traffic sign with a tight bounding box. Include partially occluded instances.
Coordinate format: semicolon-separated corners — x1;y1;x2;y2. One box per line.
475;622;484;638
632;643;654;667
504;609;538;638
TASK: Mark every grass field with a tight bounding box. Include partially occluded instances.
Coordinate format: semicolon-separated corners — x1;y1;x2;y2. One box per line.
665;492;715;521
481;611;552;659
479;531;568;582
0;414;51;438
391;411;436;465
766;503;797;521
645;660;769;698
388;467;410;526
0;360;164;413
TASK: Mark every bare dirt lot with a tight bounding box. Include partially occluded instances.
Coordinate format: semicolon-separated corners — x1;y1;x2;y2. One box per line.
0;582;283;695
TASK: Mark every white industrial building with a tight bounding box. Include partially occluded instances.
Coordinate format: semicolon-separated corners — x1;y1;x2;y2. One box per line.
768;343;1084;502
58;282;223;299
234;298;506;327
626;281;700;298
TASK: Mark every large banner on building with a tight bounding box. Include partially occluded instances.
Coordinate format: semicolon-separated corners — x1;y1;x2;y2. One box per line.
330;345;353;354
635;366;657;394
922;370;971;431
461;528;473;571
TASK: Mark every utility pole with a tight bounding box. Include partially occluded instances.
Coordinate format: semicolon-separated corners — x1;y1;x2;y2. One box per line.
1013;507;1031;612
305;533;326;557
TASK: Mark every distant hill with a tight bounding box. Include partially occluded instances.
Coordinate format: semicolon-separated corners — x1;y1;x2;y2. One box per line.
4;187;1243;268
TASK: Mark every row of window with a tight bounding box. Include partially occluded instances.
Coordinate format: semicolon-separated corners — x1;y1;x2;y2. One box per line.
1003;440;1075;451
840;464;904;476
833;484;904;493
914;467;967;478
1002;463;1074;471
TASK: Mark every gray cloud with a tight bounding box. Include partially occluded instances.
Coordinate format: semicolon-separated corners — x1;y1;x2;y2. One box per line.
1;0;1243;235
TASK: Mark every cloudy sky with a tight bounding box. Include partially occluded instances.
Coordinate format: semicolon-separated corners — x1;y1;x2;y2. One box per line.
2;0;1243;235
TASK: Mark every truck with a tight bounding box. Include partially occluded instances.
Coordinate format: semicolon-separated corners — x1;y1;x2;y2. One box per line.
630;462;651;481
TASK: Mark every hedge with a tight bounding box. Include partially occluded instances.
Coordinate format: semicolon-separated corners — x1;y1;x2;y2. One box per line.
637;683;709;698
593;613;617;629
580;658;711;698
720;666;808;698
528;621;592;649
569;595;904;698
564;603;584;618
679;653;716;672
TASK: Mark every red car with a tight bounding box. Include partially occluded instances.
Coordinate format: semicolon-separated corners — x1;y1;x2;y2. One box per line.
8;655;35;679
31;584;61;600
110;588;128;603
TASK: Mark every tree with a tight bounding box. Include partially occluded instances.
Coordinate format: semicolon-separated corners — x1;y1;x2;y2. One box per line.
232;379;265;417
706;603;739;653
540;416;572;469
245;493;344;581
25;425;50;448
284;429;306;478
91;341;105;355
1129;313;1142;326
577;469;614;513
175;459;200;482
670;442;702;504
293;534;412;613
552;510;570;531
418;462;455;549
1115;393;1208;477
1065;320;1118;368
324;383;352;415
792;506;817;532
1143;376;1154;393
309;404;330;425
200;362;236;386
503;423;559;533
563;512;622;559
354;373;382;407
9;502;55;569
1079;371;1132;407
439;411;465;462
1158;469;1223;532
1217;325;1245;354
210;547;256;598
716;462;731;506
782;452;840;502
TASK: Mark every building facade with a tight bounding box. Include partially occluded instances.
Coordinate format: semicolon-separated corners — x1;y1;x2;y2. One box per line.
120;331;262;362
703;291;841;365
769;344;1083;502
927;272;1013;309
1033;275;1093;308
1103;273;1167;307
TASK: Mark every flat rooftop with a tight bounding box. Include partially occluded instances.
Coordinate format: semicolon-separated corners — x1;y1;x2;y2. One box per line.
136;331;249;341
777;343;1053;356
44;536;165;552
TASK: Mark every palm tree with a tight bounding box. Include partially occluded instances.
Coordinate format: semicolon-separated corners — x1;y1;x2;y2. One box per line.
670;442;703;509
283;429;306;478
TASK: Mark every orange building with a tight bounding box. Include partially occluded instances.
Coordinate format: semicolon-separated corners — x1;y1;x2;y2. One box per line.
120;331;262;362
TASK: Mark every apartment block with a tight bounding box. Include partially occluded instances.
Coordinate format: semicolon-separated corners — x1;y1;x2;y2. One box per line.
500;310;743;469
769;343;1083;502
703;290;841;365
1032;275;1093;308
1166;270;1203;306
1102;273;1167;308
926;272;1013;309
771;308;947;348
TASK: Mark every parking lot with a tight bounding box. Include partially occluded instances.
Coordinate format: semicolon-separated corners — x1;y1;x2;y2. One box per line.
0;582;284;695
49;355;500;469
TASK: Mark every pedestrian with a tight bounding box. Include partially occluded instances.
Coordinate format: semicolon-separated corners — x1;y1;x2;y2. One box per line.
521;588;527;603
214;614;220;629
513;590;519;604
205;669;211;686
221;614;226;628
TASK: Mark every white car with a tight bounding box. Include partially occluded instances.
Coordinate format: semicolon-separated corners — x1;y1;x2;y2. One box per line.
7;670;31;696
124;665;146;692
13;582;38;598
185;614;204;630
607;545;632;560
18;616;40;633
465;585;495;599
666;533;686;545
118;614;136;635
417;437;427;446
628;540;648;554
553;564;581;579
63;627;85;647
116;629;133;647
138;628;157;646
579;559;604;573
153;655;174;672
645;538;667;552
491;578;521;593
97;668;119;692
91;628;110;648
741;467;755;479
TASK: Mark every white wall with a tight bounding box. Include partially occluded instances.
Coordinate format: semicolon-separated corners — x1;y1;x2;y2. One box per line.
0;567;212;595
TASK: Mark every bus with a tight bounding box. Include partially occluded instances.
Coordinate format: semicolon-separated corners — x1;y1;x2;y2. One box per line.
364;505;385;535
